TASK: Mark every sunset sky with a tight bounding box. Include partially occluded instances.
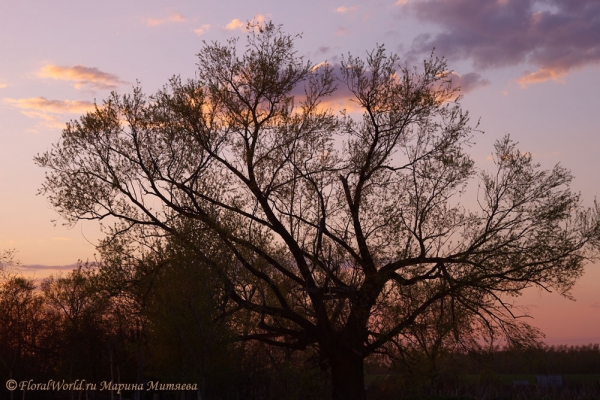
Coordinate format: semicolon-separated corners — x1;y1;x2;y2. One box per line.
0;0;598;345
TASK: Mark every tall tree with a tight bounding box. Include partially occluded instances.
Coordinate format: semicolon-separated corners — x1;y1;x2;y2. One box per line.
145;233;237;400
97;226;237;399
35;21;600;400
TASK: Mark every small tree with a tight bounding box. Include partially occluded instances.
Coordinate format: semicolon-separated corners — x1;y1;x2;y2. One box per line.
0;277;34;375
0;267;56;384
42;265;112;382
35;21;600;400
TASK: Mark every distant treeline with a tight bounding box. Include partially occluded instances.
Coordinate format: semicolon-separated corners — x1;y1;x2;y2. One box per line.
468;344;600;375
1;256;599;400
364;344;600;400
383;343;600;383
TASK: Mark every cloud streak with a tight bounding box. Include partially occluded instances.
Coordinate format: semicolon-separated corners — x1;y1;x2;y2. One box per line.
335;5;359;13
4;97;95;127
39;64;126;90
5;97;95;114
20;263;79;271
408;0;600;86
194;24;211;36
146;13;185;27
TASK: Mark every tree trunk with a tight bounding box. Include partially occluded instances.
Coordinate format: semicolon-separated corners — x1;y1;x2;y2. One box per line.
330;349;366;400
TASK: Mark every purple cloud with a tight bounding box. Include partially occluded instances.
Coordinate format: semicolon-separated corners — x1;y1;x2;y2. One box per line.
447;71;490;93
407;0;600;85
290;61;488;109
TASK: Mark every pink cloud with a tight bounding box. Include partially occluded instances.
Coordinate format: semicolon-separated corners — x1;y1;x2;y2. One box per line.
225;15;266;31
336;27;350;36
4;97;96;128
38;64;126;90
146;13;186;27
5;97;95;114
516;67;568;87
193;24;211;36
335;5;359;13
225;18;245;31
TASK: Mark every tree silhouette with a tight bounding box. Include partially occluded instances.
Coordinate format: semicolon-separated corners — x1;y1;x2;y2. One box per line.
41;265;112;384
35;21;600;400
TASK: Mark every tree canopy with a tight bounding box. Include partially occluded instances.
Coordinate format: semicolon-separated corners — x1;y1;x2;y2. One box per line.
35;21;600;400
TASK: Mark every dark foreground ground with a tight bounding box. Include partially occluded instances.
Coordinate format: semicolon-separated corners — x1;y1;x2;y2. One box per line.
4;375;599;400
366;373;600;400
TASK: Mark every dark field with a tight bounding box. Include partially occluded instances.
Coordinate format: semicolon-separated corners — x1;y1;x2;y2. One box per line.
365;373;600;400
2;333;600;399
